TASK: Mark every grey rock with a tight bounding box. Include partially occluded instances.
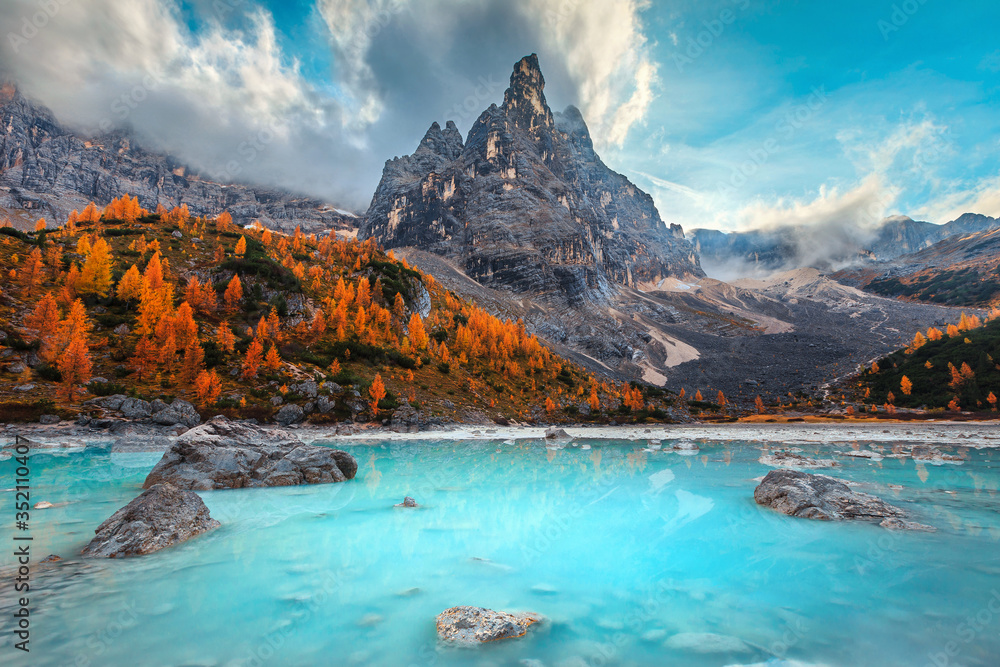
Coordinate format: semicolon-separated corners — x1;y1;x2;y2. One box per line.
151;399;201;428
316;396;335;414
142;415;357;490
24;351;40;368
270;396;284;406
81;483;219;558
395;496;418;508
86;394;127;411
335;423;355;436
38;415;60;425
275;404;305;426
171;230;183;238
6;362;26;374
297;381;319;398
326;382;343;394
14;384;35;391
119;398;153;420
435;606;542;644
754;470;927;528
150;399;170;413
88;377;108;385
303;401;316;414
113;324;130;336
544;427;572;441
759;451;838;469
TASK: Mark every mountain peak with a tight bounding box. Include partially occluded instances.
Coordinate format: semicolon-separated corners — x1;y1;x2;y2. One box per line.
417;121;464;160
502;53;553;132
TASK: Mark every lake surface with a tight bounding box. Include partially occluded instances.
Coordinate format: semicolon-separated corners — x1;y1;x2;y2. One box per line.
1;431;999;666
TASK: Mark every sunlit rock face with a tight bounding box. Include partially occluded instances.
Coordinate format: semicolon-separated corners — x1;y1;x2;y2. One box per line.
361;54;703;307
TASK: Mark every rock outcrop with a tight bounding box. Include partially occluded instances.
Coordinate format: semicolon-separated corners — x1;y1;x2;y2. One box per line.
81;483;219;558
754;470;932;530
361;54;702;308
435;606;541;644
142;416;357;490
0;82;356;235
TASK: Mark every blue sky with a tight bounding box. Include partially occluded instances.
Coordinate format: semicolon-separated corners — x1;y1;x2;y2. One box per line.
2;0;998;230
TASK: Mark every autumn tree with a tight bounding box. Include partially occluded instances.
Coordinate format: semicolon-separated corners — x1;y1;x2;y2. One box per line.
988;392;997;411
216;322;236;353
223;275;243;313
78;238;114;297
194;370;223;406
900;376;913;396
131;336;159;380
117;265;143;303
241;339;264;379
234;236;247;258
20;247;45;295
264;345;282;374
57;332;92;402
545;396;556;414
23;292;61;362
408;313;428;351
180;339;205;385
368;373;386;417
717;390;726;407
755;396;765;414
588;386;600;412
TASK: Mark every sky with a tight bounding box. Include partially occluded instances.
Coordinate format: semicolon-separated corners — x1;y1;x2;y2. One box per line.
1;0;999;233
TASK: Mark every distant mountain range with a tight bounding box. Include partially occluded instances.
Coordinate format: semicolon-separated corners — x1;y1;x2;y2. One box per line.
691;213;1000;277
0;82;355;235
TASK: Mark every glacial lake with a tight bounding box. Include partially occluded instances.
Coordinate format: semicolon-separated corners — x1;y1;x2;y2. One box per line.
2;428;999;667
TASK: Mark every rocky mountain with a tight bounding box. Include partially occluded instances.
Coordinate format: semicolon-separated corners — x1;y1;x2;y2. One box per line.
692;214;1000;277
360;54;702;307
354;55;968;402
0;82;356;235
835;226;1000;307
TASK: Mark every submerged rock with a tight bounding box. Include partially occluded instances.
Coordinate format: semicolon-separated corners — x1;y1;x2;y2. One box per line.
435;606;542;644
754;470;930;529
395;496;418;508
82;483;220;558
142;416;357;490
910;445;964;464
544;427;572;441
760;451;838;469
664;632;752;654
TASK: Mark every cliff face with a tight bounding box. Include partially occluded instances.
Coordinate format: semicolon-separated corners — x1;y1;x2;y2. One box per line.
361;55;702;306
0;82;356;234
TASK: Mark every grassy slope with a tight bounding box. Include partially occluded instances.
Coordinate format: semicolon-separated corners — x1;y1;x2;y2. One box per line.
0;214;685;424
859;318;1000;411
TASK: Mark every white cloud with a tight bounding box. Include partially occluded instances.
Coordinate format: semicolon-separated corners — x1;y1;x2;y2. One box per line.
518;0;658;147
918;175;1000;222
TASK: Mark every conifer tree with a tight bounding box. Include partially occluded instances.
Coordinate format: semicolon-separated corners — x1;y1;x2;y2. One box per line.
57;333;92;402
223;275;243;313
242;339;264;379
264;345;281;374
117;265;143;302
368;373;386;417
195;370;223;406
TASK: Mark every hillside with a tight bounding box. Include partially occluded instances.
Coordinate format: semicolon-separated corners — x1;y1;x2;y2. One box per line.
0;82;357;235
836;227;1000;307
0;199;689;425
856;311;1000;412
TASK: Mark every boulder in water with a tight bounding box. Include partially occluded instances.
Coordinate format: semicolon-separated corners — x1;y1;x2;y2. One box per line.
142;415;357;490
82;483;219;558
754;469;930;529
435;606;542;643
395;496;418;508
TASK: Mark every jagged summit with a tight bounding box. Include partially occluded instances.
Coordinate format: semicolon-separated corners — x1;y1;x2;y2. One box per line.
361;53;702;308
501;53;554;134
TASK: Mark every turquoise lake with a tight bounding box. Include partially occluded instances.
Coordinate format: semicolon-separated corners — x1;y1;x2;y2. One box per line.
1;435;999;666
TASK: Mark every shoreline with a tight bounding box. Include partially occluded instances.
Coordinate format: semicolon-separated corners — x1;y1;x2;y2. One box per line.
4;419;1000;452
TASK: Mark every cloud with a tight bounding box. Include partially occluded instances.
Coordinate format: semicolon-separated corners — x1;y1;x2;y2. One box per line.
917;175;1000;222
519;0;659;147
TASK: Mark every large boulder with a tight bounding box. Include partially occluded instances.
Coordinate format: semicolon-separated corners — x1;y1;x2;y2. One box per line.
82;483;220;558
435;606;542;644
142;416;357;490
152;399;201;428
275;404;305;426
754;470;932;530
119;397;153;420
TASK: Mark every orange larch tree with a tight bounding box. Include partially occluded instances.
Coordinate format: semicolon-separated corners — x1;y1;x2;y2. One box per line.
57;332;92;403
368;373;386;417
223;275;243;313
241;339;264;379
263;345;282;374
194;370;223;406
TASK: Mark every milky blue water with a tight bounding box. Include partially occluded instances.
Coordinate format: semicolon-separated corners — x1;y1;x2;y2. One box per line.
1;435;999;667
